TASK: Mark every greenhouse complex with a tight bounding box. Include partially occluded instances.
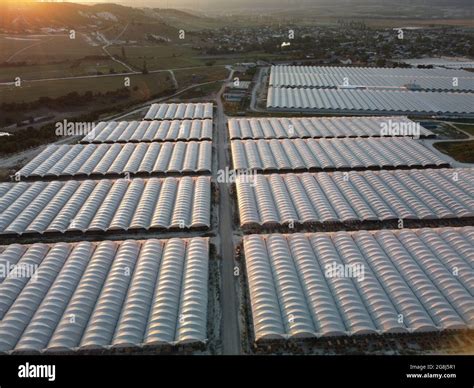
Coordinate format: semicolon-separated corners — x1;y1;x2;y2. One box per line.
267;66;474;116
0;67;473;357
0;103;215;353
243;64;474;350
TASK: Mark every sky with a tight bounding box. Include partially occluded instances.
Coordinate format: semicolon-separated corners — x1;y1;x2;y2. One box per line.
73;0;462;8
72;0;467;4
31;0;472;12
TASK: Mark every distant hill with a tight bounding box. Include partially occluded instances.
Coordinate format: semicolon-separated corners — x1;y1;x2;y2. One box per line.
152;8;221;30
0;2;164;31
1;1;470;33
126;0;474;10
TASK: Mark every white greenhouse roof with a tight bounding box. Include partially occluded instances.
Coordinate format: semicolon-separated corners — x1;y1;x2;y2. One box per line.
0;237;209;353
0;177;211;235
144;103;213;120
18;142;212;179
231;138;448;172
267;87;474;115
228;116;433;139
244;227;474;342
269;65;474;92
235;168;474;227
81;120;213;143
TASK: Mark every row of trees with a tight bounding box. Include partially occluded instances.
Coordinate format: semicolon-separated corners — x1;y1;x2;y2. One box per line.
1;88;132;113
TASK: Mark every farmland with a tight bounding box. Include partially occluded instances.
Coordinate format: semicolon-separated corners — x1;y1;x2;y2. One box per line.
454;123;474;136
0;59;129;82
0;72;173;103
0;34;104;63
434;140;474;163
108;44;204;71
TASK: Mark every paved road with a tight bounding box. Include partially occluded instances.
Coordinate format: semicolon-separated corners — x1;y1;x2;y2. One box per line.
249;66;268;112
215;68;241;355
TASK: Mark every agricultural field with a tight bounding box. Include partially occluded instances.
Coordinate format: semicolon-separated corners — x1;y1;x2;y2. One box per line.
177;81;223;100
0;59;129;83
174;65;228;86
99;21;179;43
108;44;204;70
453;123;474;136
0;34;103;63
434;140;474;163
152;9;224;31
0;72;173;103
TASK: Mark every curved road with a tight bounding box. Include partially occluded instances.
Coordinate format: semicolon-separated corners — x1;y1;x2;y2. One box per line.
100;23;136;73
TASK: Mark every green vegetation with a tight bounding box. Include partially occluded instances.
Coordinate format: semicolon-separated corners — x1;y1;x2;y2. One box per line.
107;42;278;73
434;141;474;164
453;123;474;137
178;81;223;100
0;35;104;64
0;168;11;182
152;9;222;31
0;85;176;156
0;125;59;156
0;65;230;154
208;52;281;66
174;66;228;86
0;58;129;83
108;44;203;71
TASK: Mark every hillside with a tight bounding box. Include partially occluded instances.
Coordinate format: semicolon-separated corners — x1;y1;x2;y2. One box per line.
151;8;223;31
0;2;163;31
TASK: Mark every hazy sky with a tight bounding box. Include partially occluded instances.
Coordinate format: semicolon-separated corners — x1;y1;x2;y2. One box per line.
76;0;333;6
74;0;470;12
74;0;464;4
76;0;343;12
